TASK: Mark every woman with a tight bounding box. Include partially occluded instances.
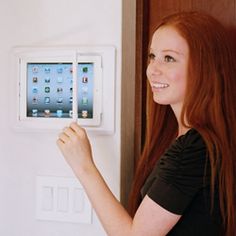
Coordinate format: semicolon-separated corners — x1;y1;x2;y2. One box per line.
57;12;236;235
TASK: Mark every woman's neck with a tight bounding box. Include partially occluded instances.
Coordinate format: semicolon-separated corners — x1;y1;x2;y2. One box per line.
177;126;190;138
171;104;190;137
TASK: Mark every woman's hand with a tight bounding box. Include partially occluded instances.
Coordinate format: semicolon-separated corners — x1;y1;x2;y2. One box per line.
56;122;94;175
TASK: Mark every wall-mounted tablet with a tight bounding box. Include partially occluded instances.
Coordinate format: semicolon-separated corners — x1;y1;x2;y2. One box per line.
12;46;115;133
15;50;102;130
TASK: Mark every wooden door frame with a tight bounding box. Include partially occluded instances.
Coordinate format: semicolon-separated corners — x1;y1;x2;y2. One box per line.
134;0;149;166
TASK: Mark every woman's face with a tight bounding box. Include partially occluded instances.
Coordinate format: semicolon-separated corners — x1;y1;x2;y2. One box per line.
146;26;189;113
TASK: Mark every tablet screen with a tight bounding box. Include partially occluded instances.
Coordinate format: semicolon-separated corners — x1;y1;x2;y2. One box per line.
27;63;73;118
26;62;95;119
77;63;94;119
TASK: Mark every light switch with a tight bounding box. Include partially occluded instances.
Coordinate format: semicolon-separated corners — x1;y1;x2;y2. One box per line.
36;176;92;224
42;186;53;211
57;187;69;212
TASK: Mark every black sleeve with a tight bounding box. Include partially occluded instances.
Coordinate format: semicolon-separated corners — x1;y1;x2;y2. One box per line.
146;129;208;215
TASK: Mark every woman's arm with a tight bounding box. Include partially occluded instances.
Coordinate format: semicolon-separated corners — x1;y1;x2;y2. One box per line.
57;122;181;236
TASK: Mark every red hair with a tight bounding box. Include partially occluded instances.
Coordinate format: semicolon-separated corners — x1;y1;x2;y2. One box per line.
129;11;236;235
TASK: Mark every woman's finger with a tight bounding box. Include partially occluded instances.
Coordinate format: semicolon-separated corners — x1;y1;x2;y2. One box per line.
56;139;64;147
70;122;85;135
63;126;76;138
58;132;70;143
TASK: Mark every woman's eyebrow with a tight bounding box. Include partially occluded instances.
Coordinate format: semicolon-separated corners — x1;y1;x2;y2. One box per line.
162;49;185;56
149;48;185;56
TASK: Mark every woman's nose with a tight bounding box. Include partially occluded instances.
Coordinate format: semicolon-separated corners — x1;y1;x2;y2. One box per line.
147;60;162;76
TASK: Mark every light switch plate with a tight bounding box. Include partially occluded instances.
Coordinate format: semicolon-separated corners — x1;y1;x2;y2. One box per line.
36;176;92;224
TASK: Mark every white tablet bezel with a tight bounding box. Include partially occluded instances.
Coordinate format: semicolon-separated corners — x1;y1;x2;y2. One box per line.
17;50;102;130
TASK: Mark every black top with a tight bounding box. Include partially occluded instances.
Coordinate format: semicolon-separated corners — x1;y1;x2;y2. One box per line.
141;129;223;235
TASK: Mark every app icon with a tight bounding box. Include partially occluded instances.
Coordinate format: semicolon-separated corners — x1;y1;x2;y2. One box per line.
82;110;88;118
45;87;50;93
57;67;63;73
44;67;51;73
57;77;63;83
32;87;38;93
32;109;38;117
44;109;51;117
56;110;63;117
57;87;63;93
32;66;38;73
69;110;73;117
57;97;63;104
45;77;50;83
44;97;50;104
82;86;88;93
82;77;88;83
82;67;88;73
32;97;38;104
82;97;88;105
33;77;38;83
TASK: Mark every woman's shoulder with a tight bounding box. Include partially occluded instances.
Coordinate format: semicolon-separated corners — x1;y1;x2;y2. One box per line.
176;128;205;149
167;128;206;159
161;128;207;173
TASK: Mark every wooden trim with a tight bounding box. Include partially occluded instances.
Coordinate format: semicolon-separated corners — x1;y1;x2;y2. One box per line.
120;0;136;208
134;0;149;167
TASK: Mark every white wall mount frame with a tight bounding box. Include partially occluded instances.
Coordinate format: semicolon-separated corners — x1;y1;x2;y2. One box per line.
11;46;116;134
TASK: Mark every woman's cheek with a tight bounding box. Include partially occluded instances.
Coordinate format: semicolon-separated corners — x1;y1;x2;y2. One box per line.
146;68;152;84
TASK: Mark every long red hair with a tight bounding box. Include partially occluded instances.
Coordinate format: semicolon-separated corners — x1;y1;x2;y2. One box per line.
129;11;236;235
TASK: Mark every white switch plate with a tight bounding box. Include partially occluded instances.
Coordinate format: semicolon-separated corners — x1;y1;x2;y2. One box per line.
36;176;92;224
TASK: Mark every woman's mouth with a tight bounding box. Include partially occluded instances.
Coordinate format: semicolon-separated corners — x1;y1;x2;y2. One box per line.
151;82;169;91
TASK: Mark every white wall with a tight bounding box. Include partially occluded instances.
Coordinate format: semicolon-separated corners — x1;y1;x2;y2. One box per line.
0;0;126;235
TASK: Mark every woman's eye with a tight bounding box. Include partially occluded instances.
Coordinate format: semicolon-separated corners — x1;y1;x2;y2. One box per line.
164;55;175;62
148;53;176;63
148;53;155;60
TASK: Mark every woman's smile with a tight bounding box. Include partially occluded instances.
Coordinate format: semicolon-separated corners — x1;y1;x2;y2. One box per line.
151;82;170;92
